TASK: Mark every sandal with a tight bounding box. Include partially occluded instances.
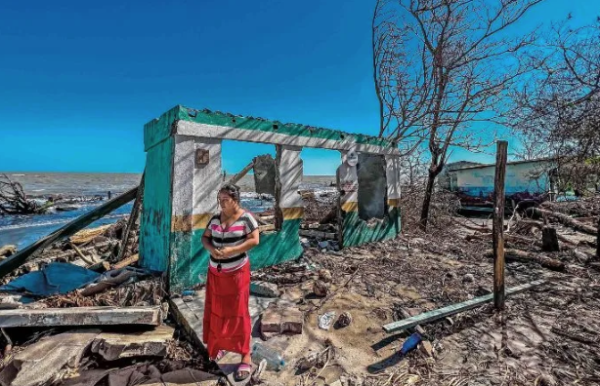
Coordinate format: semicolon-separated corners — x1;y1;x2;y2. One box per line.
234;363;252;382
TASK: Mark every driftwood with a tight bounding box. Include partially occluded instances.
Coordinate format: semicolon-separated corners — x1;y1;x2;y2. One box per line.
112;254;139;270
0;245;16;259
0;174;52;215
530;208;598;236
485;248;565;271
0;187;138;279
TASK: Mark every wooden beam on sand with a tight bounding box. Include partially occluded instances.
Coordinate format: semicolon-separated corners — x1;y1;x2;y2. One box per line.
383;280;545;333
299;229;337;239
0;187;138;279
493;141;508;310
0;306;162;328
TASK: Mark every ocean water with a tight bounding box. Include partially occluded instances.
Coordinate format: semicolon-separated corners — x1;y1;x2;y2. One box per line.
0;172;335;249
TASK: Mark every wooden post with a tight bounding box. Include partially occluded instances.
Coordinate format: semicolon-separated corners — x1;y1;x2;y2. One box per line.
116;172;145;262
596;216;600;260
493;141;508;310
542;226;560;252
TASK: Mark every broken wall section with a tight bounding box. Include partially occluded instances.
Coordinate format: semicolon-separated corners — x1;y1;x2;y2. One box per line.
337;151;401;248
357;154;388;221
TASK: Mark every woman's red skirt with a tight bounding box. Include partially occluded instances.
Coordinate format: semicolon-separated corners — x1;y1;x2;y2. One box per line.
202;261;251;359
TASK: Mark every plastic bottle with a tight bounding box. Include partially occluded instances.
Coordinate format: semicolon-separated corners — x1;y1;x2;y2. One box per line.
251;342;286;371
400;332;422;355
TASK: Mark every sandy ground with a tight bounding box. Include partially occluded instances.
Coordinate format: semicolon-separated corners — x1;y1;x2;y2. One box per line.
251;220;600;386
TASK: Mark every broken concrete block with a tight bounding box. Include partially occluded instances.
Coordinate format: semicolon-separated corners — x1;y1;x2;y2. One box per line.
0;329;99;386
90;325;175;361
250;281;280;298
313;280;329;297
260;303;303;339
420;340;434;358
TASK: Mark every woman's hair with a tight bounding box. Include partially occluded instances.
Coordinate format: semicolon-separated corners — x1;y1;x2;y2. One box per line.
218;183;241;203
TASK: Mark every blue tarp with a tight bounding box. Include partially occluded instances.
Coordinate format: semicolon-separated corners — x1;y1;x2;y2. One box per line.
0;262;101;296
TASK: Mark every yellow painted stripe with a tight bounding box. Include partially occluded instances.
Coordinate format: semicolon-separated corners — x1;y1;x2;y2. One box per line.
388;198;401;208
341;201;358;212
171;213;213;232
282;207;304;220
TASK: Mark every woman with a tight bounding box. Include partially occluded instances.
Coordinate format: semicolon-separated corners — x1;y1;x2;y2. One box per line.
201;184;260;382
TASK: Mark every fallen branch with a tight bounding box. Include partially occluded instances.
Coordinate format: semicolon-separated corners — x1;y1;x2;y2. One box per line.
485;248;565;271
530;208;598;236
0;174;53;215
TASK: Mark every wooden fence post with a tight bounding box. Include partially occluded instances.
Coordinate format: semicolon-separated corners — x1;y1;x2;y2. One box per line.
493;141;508;310
596;216;600;260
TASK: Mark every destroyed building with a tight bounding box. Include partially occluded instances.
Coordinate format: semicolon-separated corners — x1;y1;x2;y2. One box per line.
139;105;402;292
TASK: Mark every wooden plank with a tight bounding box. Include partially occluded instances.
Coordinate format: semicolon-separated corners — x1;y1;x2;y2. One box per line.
299;229;337;239
0;330;100;386
227;161;254;186
116;172;145;262
383;280;545;333
91;325;174;361
111;254;140;270
493;141;508;310
0;187;138;279
258;224;275;232
0;306;161;328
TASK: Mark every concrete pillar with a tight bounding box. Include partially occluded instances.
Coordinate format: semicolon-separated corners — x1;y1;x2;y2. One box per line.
169;135;222;291
274;145;304;229
385;155;402;210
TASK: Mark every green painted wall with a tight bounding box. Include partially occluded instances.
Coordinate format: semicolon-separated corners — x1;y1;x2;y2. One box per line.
169;219;303;292
140;137;174;272
341;208;400;248
144;105;395;151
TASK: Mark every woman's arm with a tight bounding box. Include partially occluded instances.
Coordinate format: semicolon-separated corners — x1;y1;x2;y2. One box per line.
219;229;260;258
201;228;222;258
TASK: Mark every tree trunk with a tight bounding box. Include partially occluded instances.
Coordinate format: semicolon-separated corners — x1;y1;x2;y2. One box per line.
419;171;436;231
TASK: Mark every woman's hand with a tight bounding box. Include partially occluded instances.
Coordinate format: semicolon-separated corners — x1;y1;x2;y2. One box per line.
210;247;224;259
219;247;235;258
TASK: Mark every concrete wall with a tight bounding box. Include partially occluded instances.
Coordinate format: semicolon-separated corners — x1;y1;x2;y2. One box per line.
141;106;402;293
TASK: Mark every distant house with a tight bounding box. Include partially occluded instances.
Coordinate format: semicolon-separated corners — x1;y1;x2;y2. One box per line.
440;158;558;208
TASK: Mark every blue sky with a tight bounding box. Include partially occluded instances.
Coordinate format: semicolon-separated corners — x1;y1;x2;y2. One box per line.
0;0;597;175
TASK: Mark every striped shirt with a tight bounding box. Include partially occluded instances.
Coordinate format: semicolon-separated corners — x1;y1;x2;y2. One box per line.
207;212;258;272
